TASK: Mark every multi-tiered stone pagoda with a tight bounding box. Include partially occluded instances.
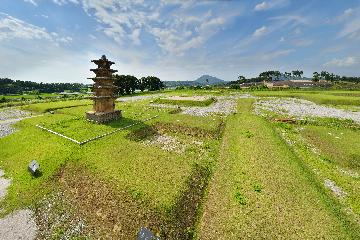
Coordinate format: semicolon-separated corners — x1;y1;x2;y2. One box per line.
86;55;121;123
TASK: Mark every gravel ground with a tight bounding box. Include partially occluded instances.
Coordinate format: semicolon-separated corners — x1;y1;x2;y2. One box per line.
181;97;237;116
165;96;210;101
0;170;11;200
0;122;16;138
324;179;347;198
149;94;255;117
254;98;360;123
0;109;34;139
144;134;186;153
116;94;163;102
0;109;31;121
0;210;37;240
0;167;37;240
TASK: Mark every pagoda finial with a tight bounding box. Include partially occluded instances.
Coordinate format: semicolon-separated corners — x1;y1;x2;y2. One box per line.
101;55;107;60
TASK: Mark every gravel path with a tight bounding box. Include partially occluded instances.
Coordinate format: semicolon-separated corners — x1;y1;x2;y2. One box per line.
254;98;360;123
0;210;37;240
1;167;37;240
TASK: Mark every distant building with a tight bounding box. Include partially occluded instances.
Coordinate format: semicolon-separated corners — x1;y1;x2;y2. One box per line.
264;79;315;89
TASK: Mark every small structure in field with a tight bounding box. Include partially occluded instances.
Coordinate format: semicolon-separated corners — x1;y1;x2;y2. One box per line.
28;160;40;176
86;55;121;123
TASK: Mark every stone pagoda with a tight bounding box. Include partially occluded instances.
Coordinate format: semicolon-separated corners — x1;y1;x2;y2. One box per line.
86;55;121;123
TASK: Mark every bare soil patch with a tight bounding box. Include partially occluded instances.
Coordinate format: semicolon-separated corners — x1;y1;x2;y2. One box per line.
56;164;166;239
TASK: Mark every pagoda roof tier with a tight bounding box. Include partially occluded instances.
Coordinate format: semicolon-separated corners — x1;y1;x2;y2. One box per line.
90;68;117;73
91;95;117;99
90;55;115;68
92;84;117;89
87;77;115;80
91;59;115;66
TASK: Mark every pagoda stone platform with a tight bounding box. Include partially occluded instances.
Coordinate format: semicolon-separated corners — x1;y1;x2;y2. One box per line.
86;110;121;123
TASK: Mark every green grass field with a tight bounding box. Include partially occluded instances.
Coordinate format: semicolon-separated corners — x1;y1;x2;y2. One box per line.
198;99;359;239
253;90;360;106
0;89;359;239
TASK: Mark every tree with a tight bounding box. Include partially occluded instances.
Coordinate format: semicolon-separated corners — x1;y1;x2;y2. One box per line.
144;76;164;91
292;70;303;79
259;71;281;81
284;72;292;79
237;75;246;84
312;72;320;82
313;72;320;82
137;77;147;92
113;75;138;95
273;71;281;80
259;71;272;81
320;71;329;80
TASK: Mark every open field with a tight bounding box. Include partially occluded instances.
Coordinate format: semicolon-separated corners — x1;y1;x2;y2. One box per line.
253;90;360;106
0;89;360;239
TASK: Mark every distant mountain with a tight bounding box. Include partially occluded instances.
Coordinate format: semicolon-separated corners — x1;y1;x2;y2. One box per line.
194;75;226;85
164;75;226;88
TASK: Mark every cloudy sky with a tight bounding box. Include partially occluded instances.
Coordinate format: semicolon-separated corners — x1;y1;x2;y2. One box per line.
1;0;360;83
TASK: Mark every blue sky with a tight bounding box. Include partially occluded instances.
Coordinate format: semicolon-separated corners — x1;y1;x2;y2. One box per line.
0;0;360;83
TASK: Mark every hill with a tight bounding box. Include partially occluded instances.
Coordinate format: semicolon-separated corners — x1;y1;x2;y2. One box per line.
164;75;226;88
194;75;226;85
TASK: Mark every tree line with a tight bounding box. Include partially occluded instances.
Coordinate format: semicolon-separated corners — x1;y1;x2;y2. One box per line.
231;70;359;84
0;75;165;95
312;71;360;82
113;75;164;95
0;78;86;95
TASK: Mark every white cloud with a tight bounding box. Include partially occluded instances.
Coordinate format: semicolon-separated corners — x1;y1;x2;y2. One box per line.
252;26;267;38
254;0;288;11
24;0;37;6
0;13;51;41
324;56;357;67
254;2;269;11
343;8;354;18
337;8;354;22
292;38;313;47
338;8;360;40
53;0;79;5
260;49;294;60
269;15;308;25
130;28;141;45
0;13;72;45
78;0;235;55
280;36;285;42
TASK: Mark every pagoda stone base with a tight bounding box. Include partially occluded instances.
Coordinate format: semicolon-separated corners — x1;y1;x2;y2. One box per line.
86;110;121;123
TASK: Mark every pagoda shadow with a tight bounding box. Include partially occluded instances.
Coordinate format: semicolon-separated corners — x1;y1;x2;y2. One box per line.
104;116;149;129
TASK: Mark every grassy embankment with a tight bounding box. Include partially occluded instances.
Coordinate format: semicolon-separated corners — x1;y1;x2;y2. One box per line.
198;98;359;239
153;97;216;107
